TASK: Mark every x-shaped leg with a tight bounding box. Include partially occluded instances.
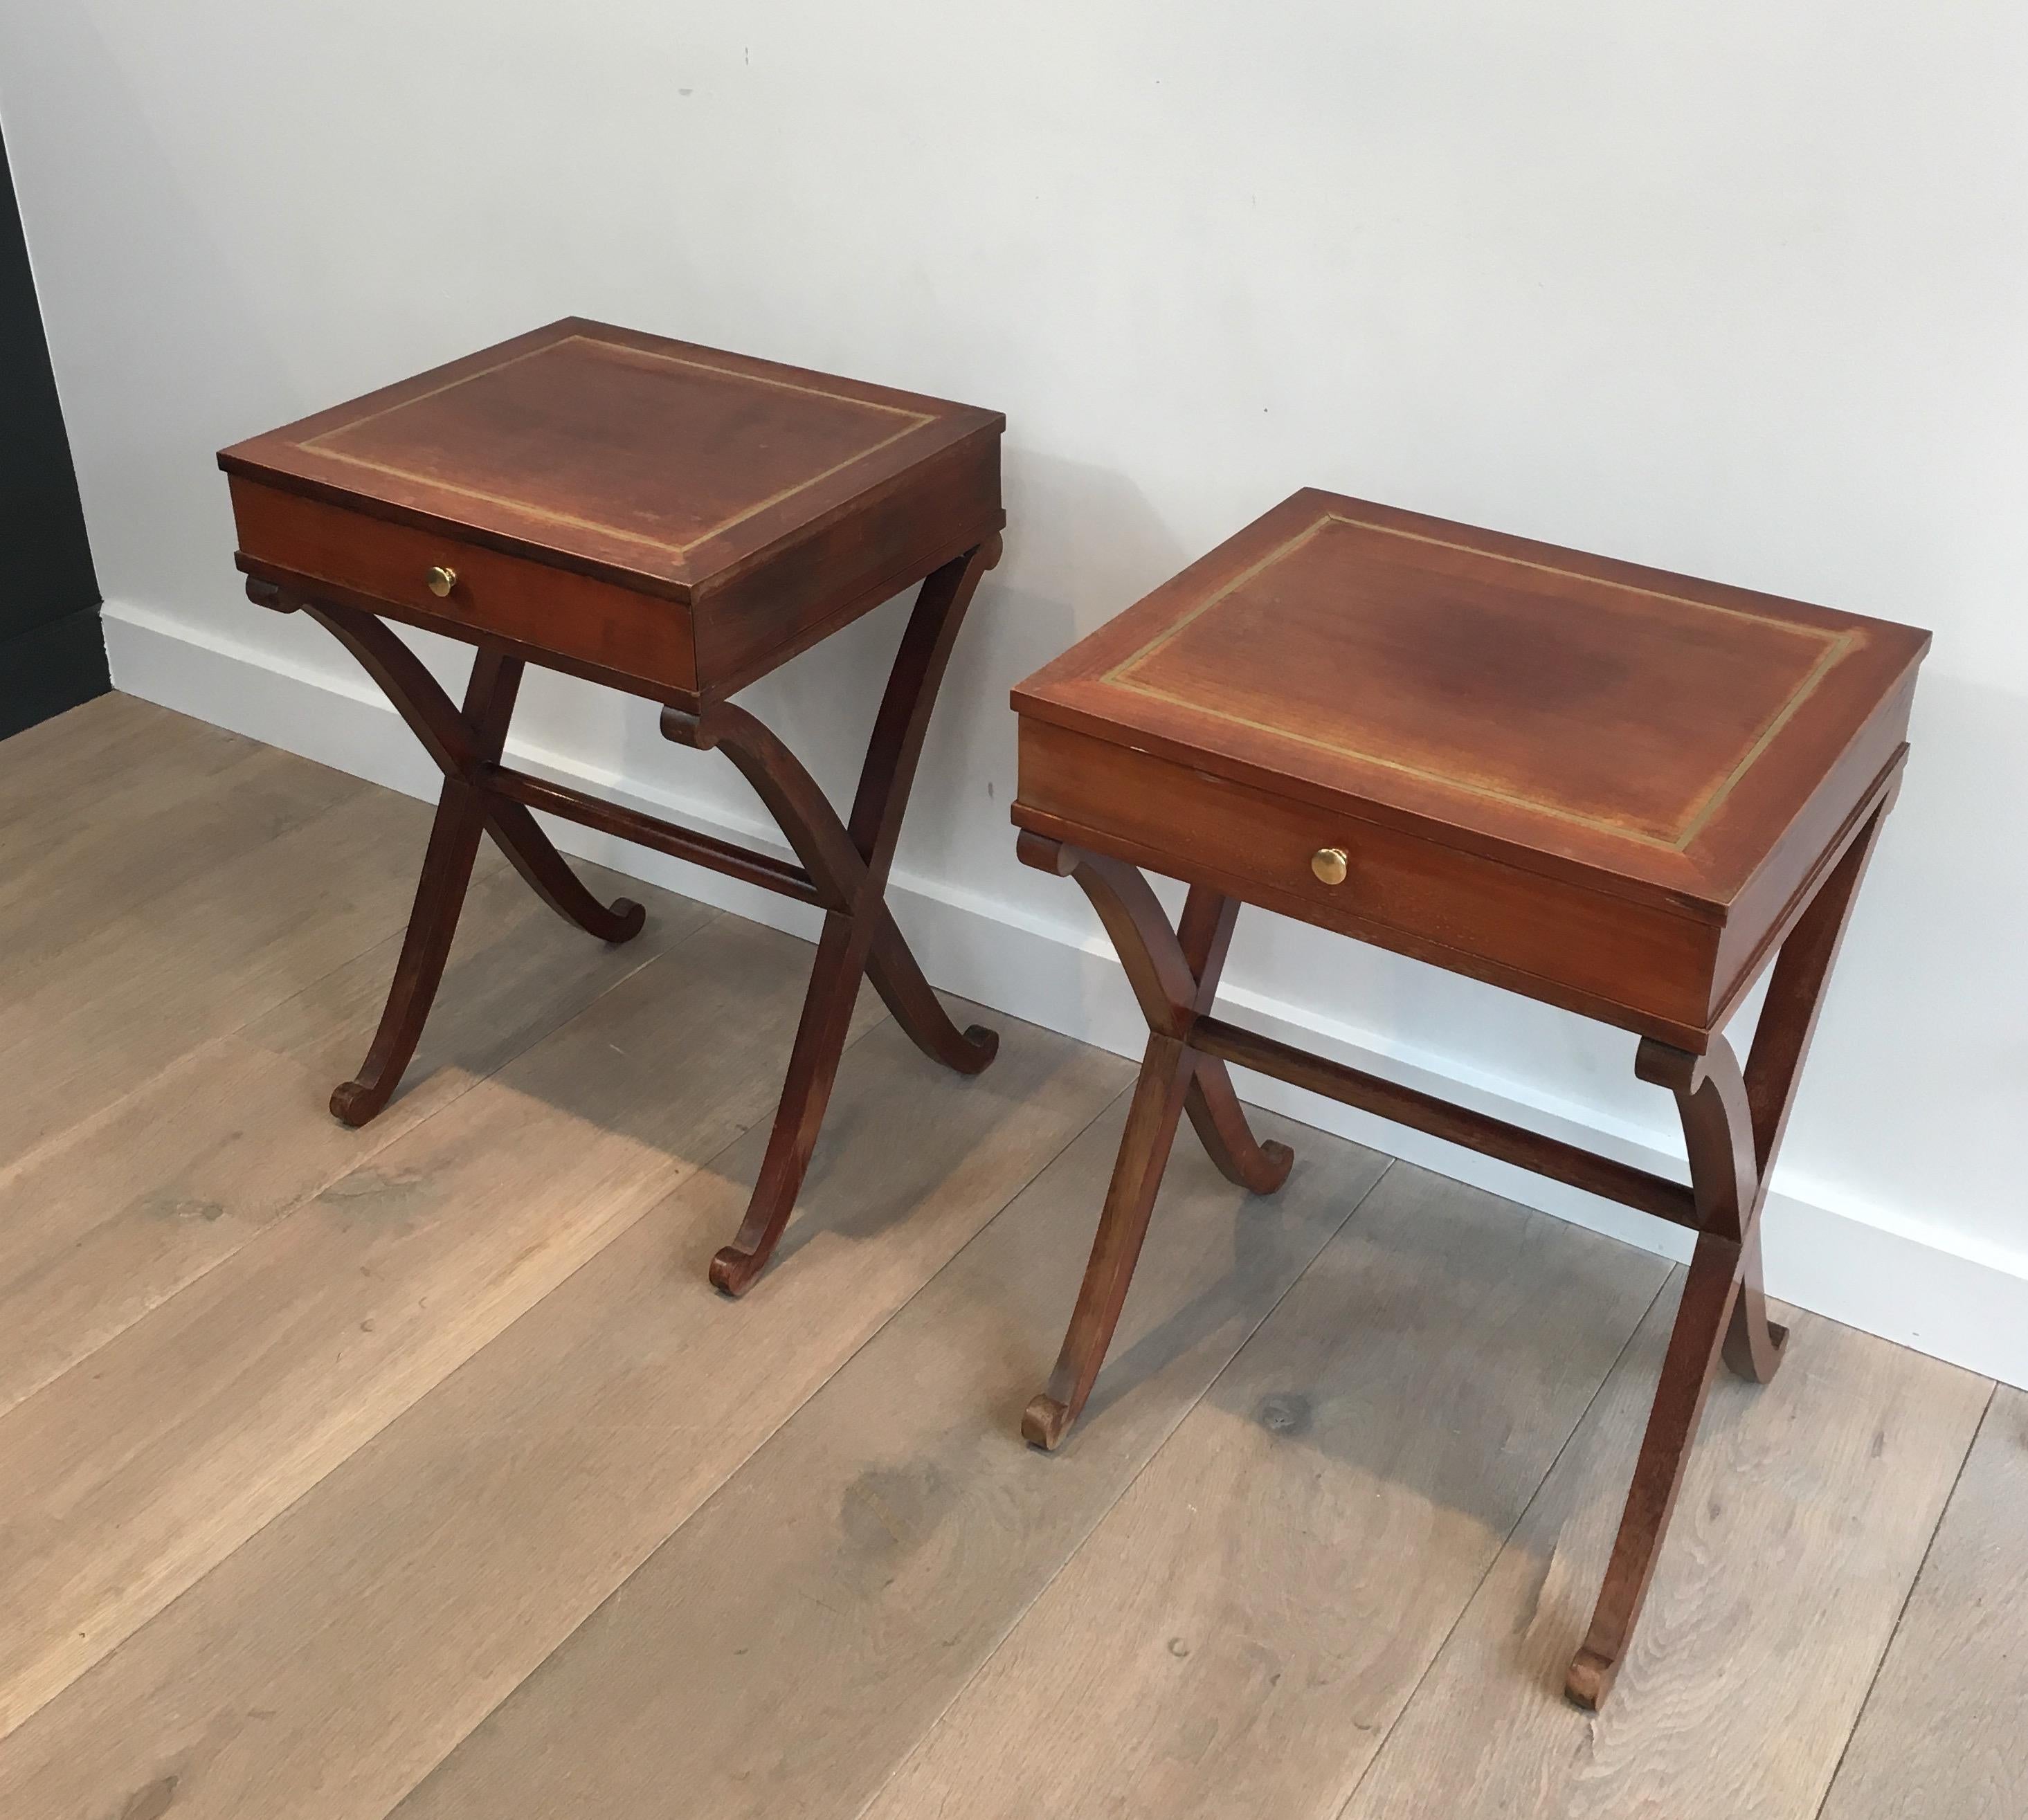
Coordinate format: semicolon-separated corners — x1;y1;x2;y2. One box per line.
661;539;1002;1295
254;539;997;1285
271;592;646;1127
1016;838;1294;1449
1565;794;1894;1709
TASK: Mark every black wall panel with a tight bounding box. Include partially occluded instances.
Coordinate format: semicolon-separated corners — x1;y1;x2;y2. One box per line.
1;123;106;740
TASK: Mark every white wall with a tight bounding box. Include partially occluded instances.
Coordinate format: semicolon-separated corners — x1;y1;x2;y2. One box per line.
4;4;2024;1379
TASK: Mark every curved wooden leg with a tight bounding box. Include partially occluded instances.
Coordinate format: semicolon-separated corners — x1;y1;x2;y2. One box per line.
1722;1222;1788;1384
1566;1228;1742;1711
1185;1059;1294;1194
707;911;873;1296
329;648;525;1127
480;797;645;945
1566;1036;1761;1709
331;777;487;1127
1019;855;1290;1450
666;543;1001;1293
867;910;997;1074
683;539;1000;1293
292;609;649;1118
1020;844;1292;1198
1173;883;1291;1193
1023;1033;1195;1449
1567;796;1895;1711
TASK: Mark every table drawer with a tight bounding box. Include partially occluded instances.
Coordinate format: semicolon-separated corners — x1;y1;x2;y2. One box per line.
1015;718;1721;1041
228;478;698;695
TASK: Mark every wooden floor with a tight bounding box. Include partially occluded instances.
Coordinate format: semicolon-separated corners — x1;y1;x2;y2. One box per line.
0;693;2020;1820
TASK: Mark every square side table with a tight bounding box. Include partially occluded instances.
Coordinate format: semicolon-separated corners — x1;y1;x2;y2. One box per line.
221;318;1005;1294
1010;489;1928;1710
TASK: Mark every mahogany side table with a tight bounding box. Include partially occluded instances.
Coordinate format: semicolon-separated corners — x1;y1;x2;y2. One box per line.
219;318;1004;1295
1008;489;1928;1710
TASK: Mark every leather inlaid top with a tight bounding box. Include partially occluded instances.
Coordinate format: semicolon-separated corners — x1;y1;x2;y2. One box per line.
1015;490;1930;907
218;319;1002;603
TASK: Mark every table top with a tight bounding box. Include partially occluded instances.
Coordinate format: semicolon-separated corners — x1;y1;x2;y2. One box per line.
1014;489;1929;911
218;318;1002;606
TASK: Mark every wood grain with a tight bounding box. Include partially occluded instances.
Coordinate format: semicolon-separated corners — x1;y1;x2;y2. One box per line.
233;477;703;699
0;782;442;1165
0;853;705;1418
1338;1290;1990;1819
0;912;879;1739
1014;487;1928;911
220;319;1000;599
221;316;1004;700
388;1109;1389;1820
1017;720;1720;1043
0;699;2004;1820
0;1005;1125;1820
0;692;235;838
0;708;361;984
866;1167;1669;1820
1818;1384;2024;1820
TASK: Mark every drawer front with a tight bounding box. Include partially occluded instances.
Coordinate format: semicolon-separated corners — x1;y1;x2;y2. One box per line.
229;478;697;695
1016;719;1721;1042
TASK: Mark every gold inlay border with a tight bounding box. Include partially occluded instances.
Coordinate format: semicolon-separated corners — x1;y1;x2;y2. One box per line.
1103;512;1854;851
295;334;933;562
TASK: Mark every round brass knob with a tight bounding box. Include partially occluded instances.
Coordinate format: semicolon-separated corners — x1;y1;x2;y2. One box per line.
425;565;458;599
1311;846;1349;886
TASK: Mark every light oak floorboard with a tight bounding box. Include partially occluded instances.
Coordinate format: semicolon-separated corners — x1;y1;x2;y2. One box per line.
0;783;444;1164
0;693;239;838
0;856;706;1418
390;1109;1390;1820
1;701;2008;1820
1338;1285;1991;1820
0;911;880;1740
864;1166;1670;1820
1818;1384;2022;1820
0;712;364;987
0;1004;1125;1820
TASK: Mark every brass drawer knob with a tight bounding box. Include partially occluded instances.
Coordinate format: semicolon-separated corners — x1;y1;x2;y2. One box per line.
425;565;458;599
1311;846;1349;886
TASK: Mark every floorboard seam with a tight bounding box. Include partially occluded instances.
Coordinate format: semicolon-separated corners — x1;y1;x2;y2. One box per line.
1332;1259;1676;1820
0;912;761;1745
0;911;713;1428
366;1012;1116;1819
4;779;530;1182
846;1151;1402;1820
1806;1376;2000;1820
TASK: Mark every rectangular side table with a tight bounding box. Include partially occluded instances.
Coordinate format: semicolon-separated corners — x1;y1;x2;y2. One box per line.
1009;489;1928;1710
220;318;1004;1295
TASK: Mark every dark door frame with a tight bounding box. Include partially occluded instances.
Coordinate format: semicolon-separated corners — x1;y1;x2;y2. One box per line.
1;121;105;741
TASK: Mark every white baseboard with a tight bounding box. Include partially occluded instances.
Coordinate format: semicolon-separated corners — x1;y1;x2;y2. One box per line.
104;599;2028;1393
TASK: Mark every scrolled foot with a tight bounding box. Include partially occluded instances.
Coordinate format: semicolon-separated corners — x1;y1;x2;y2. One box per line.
952;1023;999;1073
708;1244;768;1298
329;1078;386;1129
1184;1062;1296;1196
1564;1645;1620;1712
1022;1393;1074;1452
606;896;648;945
1722;1227;1789;1385
1247;1138;1296;1195
1725;1311;1790;1385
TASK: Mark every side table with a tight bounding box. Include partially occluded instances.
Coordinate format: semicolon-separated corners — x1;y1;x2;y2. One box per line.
1009;489;1928;1709
221;318;1004;1295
